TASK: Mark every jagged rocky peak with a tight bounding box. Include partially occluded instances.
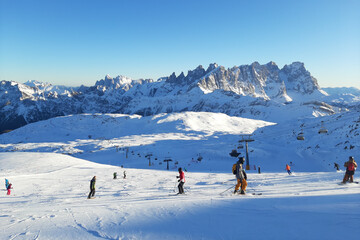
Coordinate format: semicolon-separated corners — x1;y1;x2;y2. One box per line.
280;62;320;93
266;61;280;71
96;75;133;90
166;63;220;85
206;63;219;73
24;80;52;88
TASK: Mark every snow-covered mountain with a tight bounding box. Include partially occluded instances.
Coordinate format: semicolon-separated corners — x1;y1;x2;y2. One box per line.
0;62;351;133
322;87;360;109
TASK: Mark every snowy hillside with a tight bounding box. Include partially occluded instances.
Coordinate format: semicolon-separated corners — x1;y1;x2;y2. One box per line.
1;152;360;240
0;112;275;172
322;87;360;109
1;111;359;173
0;61;341;133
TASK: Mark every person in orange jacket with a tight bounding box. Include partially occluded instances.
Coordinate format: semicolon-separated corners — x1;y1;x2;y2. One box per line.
286;164;291;175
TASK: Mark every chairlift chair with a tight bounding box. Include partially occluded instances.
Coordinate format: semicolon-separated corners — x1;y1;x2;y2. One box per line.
318;121;328;134
297;132;305;141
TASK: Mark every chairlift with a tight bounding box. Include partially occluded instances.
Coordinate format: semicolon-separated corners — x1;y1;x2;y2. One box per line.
297;132;305;141
318;121;328;134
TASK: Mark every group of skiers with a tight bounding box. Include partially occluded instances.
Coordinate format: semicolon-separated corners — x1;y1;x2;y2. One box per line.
3;156;358;198
85;155;357;198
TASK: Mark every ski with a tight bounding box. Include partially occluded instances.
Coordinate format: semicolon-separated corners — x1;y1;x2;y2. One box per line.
339;181;359;185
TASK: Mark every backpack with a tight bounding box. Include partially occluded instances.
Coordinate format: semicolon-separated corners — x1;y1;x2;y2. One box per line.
232;164;237;175
347;162;355;171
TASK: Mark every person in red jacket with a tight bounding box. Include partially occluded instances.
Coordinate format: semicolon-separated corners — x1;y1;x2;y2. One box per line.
7;183;12;195
342;156;358;183
286;164;291;175
176;168;185;194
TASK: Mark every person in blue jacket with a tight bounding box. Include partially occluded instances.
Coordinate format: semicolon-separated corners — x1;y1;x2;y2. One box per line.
5;178;9;189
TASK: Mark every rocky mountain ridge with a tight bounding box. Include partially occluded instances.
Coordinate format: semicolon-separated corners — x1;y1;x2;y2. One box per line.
0;61;354;133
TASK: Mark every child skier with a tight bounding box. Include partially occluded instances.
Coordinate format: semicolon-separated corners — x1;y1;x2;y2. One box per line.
7;183;12;195
286;164;292;175
88;176;96;199
176;168;185;194
234;157;247;195
342;156;357;183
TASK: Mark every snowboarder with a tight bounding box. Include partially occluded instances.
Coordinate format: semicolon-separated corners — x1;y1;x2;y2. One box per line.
286;164;292;175
5;178;9;189
334;163;340;171
88;176;96;199
176;167;185;194
113;172;117;179
234;157;247;194
7;183;12;195
342;156;357;183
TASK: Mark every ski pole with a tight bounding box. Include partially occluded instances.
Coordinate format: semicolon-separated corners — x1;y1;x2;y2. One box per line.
220;184;235;195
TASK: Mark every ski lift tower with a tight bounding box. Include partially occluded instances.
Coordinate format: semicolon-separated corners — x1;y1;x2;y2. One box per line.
239;135;254;170
164;158;173;170
145;153;153;166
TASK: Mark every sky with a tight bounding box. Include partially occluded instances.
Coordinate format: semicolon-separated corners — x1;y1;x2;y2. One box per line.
0;0;359;88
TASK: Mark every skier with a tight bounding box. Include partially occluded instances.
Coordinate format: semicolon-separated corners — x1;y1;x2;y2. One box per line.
234;157;247;195
7;183;12;195
286;164;292;175
5;178;9;189
123;171;126;179
342;156;357;183
113;172;117;179
176;167;185;194
334;163;340;171
88;176;96;199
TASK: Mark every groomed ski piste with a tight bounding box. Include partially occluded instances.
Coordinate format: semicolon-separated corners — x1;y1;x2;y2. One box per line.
1;111;360;239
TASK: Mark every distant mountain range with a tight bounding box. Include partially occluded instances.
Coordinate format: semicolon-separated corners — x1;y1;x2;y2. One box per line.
1;61;359;133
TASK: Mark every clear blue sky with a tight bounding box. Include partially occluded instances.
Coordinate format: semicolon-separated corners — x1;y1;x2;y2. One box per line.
0;0;359;88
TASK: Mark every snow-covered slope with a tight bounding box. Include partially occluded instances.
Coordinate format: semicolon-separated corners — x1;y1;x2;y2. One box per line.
322;87;360;109
1;152;360;240
0;61;341;133
1;111;359;173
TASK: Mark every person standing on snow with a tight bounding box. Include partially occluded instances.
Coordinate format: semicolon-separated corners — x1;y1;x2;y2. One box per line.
7;183;12;195
176;168;185;194
88;176;96;199
234;157;247;195
286;164;292;175
342;156;357;183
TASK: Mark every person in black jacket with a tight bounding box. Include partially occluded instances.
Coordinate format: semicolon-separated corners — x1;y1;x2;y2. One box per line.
234;157;248;194
88;176;96;199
